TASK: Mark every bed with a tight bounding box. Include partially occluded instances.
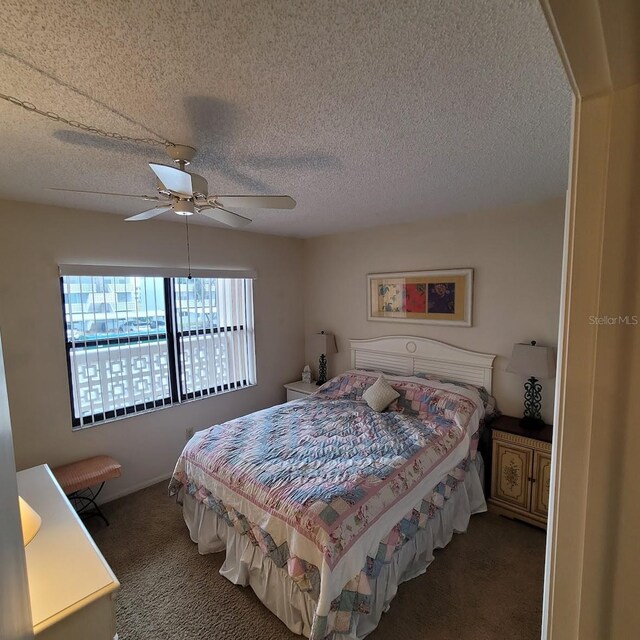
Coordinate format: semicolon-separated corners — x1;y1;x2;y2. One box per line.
169;336;496;639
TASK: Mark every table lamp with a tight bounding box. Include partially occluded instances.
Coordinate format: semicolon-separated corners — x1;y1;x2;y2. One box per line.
19;496;41;546
507;340;555;428
310;331;337;385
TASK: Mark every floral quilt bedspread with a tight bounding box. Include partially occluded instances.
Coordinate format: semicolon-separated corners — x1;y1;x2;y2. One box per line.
170;371;484;628
179;444;477;639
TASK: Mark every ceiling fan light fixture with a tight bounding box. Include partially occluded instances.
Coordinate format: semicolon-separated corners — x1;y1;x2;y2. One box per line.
167;144;196;165
50;145;295;227
174;200;195;216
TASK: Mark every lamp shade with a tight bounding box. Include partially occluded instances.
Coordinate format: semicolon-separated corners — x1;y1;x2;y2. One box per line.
19;496;41;546
507;342;556;379
309;331;337;356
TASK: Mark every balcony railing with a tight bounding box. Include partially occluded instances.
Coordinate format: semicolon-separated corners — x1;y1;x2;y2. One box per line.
68;332;246;421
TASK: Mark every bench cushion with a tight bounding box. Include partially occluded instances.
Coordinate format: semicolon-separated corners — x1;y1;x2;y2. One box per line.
53;455;122;495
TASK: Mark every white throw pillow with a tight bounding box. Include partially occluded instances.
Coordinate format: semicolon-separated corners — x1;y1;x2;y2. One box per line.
363;376;400;412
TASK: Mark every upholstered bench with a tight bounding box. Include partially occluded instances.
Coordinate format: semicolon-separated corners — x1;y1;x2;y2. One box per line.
52;455;122;526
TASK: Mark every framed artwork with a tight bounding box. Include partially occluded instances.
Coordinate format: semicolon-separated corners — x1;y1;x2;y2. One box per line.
367;269;473;326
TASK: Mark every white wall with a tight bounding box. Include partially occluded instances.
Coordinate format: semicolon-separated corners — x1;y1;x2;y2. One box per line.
0;334;33;640
0;200;304;501
303;198;565;422
0;196;564;503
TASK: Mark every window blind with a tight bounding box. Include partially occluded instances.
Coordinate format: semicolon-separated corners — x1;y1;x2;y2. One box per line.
174;277;255;399
60;272;256;428
59;264;257;279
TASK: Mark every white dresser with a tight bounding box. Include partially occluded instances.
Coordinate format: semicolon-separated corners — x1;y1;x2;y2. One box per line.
283;380;318;401
16;464;119;640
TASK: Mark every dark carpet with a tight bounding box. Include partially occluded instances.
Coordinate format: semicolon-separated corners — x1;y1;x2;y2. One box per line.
88;482;545;640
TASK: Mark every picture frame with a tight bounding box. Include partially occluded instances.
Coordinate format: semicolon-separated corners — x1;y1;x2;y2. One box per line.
367;269;474;326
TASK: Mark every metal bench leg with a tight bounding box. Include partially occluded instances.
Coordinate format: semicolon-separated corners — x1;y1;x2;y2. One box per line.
68;482;110;526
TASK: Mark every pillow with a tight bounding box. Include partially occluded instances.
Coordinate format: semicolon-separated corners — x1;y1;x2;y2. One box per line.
362;375;400;412
413;372;498;416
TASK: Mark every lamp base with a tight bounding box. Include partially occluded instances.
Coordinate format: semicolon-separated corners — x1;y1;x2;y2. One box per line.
316;354;328;386
521;377;543;429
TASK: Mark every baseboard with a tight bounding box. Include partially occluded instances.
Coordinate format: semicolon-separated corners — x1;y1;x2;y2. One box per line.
98;472;173;504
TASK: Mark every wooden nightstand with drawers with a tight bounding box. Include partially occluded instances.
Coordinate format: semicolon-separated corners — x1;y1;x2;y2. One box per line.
488;415;553;529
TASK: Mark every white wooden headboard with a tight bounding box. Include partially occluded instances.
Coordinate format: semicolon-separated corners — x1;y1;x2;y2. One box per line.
350;336;496;393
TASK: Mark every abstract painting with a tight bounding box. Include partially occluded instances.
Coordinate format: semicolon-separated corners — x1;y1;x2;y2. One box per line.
367;269;473;326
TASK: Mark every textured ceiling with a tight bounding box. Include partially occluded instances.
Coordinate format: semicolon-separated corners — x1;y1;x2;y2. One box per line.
0;0;571;237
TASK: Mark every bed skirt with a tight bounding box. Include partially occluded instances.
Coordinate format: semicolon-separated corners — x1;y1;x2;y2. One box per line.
182;455;486;639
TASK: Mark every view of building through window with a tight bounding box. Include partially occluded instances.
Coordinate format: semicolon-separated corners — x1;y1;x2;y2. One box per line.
61;274;256;428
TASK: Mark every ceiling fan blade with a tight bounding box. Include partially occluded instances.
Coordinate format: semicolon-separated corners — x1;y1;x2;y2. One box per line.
48;187;163;201
198;206;252;228
148;163;194;197
213;195;296;210
125;206;172;222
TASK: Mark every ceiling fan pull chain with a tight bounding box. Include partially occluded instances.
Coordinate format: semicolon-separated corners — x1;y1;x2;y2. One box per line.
0;92;175;148
185;214;192;280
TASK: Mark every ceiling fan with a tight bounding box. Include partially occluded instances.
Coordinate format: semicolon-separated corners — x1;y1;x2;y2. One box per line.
50;145;296;228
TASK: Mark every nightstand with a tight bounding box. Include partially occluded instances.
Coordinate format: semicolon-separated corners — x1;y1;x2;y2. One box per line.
488;415;553;529
284;380;318;402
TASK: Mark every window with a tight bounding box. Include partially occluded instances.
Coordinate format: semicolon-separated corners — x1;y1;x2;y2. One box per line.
60;268;256;428
64;292;89;305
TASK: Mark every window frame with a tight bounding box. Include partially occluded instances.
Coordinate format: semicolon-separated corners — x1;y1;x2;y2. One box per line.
171;278;250;402
60;275;255;429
